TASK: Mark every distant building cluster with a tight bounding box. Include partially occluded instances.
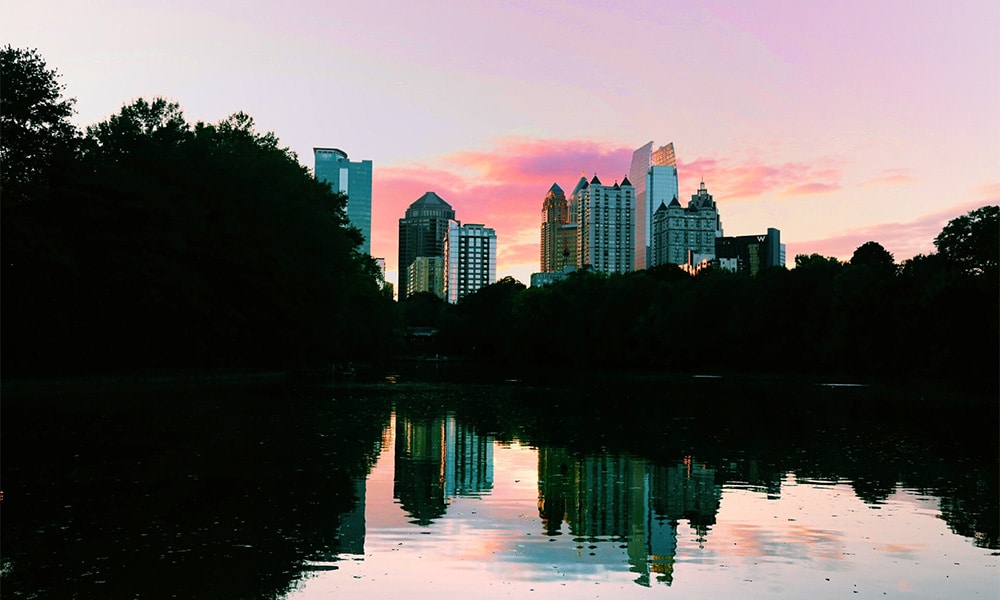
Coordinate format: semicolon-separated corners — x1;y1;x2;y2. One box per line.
535;141;785;283
315;140;784;302
397;191;497;302
314;147;498;303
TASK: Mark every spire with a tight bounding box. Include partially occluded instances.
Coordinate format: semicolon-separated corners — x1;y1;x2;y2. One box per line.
590;173;602;185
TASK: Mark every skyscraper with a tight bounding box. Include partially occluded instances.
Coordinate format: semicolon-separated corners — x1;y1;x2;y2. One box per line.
444;221;497;303
398;192;456;301
630;142;679;270
577;174;634;274
314;148;373;255
540;183;577;273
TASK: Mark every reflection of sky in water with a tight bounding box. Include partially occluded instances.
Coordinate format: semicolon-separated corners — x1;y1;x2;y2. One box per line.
288;415;999;599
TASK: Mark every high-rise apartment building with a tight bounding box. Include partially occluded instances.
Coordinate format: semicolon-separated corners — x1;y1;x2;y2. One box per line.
650;181;722;268
398;192;456;301
577;174;634;274
540;183;577;273
630;142;679;270
444;221;497;303
314;148;373;255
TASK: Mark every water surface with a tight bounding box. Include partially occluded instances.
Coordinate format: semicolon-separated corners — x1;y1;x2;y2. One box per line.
2;376;996;598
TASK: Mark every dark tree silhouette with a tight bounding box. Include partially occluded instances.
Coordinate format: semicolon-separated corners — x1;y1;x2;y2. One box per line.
934;205;999;277
850;241;895;269
0;45;78;207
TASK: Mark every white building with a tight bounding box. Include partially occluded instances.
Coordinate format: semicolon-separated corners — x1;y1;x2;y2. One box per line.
444;221;497;303
577;174;634;274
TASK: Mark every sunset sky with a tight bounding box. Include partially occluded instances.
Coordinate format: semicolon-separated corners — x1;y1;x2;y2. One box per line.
5;0;998;288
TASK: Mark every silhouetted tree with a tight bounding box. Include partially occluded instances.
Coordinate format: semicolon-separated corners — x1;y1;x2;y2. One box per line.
934;205;999;277
0;45;78;207
3;75;394;375
850;241;896;272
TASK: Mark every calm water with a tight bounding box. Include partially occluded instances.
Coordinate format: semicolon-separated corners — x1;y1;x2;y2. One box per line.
2;375;997;598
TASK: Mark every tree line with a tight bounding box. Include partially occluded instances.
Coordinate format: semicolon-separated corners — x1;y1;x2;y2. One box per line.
404;208;998;384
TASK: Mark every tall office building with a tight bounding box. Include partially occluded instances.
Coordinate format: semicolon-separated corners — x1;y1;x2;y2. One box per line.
630;142;679;270
650;180;722;268
314;148;373;255
398;192;456;301
540;183;577;273
444;221;497;303
577;174;634;274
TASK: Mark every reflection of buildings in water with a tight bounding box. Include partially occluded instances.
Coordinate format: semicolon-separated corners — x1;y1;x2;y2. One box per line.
537;449;721;586
393;413;494;525
650;457;721;545
444;416;494;497
336;478;367;555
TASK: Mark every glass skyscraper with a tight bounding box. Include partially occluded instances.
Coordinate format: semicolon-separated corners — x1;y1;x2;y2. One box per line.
314;148;373;255
630;142;679;270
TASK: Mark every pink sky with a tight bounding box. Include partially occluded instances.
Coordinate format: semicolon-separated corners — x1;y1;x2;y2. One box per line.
5;1;998;288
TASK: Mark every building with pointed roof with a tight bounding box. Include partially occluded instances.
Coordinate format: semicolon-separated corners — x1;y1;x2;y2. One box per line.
398;192;456;301
650;181;723;268
577;174;634;274
540;183;577;273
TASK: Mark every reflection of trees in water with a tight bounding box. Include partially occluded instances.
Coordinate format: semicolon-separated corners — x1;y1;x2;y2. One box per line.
507;377;999;551
394;414;448;525
1;387;392;599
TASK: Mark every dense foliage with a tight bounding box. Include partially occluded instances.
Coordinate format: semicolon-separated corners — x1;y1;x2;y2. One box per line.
2;48;396;377
404;217;998;384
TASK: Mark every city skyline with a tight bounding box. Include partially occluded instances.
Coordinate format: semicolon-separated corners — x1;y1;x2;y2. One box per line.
5;1;997;288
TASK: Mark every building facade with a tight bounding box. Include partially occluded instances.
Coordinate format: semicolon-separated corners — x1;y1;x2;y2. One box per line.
444;221;497;303
398;192;456;301
577;174;634;274
650;181;722;268
715;228;783;275
540;183;577;273
314;147;373;255
407;256;445;299
630;142;679;270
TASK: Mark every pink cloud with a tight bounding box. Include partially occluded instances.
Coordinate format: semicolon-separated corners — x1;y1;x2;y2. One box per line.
861;168;918;187
781;182;841;196
679;156;842;199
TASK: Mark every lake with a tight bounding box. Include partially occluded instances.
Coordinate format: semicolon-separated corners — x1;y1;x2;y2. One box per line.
2;373;997;598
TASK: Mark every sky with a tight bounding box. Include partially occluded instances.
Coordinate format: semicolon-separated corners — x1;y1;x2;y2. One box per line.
5;0;998;289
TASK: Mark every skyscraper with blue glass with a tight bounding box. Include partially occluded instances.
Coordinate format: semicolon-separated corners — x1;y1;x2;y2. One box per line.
314;147;373;255
630;142;679;269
